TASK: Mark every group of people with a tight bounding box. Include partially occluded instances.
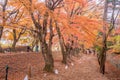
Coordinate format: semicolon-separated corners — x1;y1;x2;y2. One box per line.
27;45;39;52
84;48;96;55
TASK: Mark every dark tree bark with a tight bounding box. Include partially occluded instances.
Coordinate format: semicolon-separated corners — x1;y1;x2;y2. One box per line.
55;22;67;64
12;29;17;51
0;26;3;39
0;26;3;52
42;18;54;72
98;37;107;74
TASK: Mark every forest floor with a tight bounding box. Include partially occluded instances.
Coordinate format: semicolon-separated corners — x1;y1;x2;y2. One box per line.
0;52;120;80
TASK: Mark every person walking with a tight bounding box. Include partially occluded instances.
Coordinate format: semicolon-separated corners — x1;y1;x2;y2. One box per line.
35;45;39;52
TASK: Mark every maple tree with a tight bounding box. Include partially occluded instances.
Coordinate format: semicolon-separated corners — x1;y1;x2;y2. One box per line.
16;0;64;72
53;0;102;64
9;9;27;50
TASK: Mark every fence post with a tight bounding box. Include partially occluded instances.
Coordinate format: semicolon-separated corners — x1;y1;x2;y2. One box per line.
5;65;9;80
28;64;32;80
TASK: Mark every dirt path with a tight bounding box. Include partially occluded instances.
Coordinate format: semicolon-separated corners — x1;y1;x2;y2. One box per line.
0;53;119;80
34;54;109;80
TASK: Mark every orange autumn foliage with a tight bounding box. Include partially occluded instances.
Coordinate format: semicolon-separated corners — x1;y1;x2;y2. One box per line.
0;0;103;49
52;0;102;48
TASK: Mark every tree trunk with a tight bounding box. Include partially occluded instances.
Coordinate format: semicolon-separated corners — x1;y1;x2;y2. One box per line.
0;26;3;39
29;1;56;71
99;50;106;74
12;29;17;51
99;40;107;74
12;29;26;51
43;53;54;72
0;26;3;52
40;18;54;72
55;24;67;64
98;0;108;74
40;41;54;72
12;40;17;51
59;37;67;64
